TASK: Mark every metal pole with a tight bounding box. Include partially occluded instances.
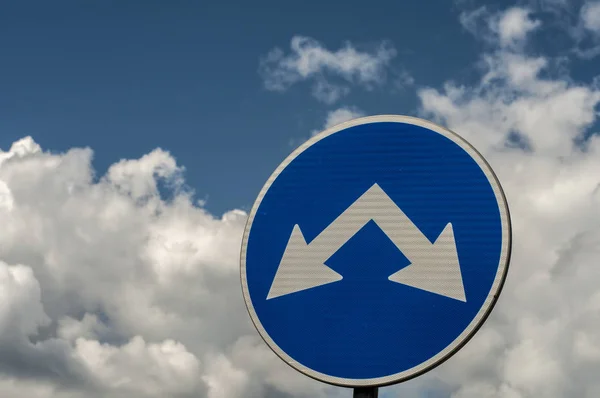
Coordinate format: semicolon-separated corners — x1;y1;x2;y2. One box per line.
353;387;378;398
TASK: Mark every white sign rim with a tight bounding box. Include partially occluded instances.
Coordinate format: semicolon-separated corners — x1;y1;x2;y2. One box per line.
240;114;512;387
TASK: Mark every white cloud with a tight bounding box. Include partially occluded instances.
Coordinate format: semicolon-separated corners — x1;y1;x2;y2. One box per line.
202;354;248;398
393;69;415;88
582;1;600;32
322;107;365;129
547;1;600;58
459;6;490;38
0;262;50;337
0;138;331;397
495;7;541;48
259;36;398;103
309;106;366;137
74;336;202;396
106;149;185;201
311;79;350;105
459;6;540;49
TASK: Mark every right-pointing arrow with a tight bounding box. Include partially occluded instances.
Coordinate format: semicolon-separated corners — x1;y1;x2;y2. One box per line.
388;223;466;302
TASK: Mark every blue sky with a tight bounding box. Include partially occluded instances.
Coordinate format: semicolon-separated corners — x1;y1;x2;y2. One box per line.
1;0;489;215
2;1;600;397
4;1;599;216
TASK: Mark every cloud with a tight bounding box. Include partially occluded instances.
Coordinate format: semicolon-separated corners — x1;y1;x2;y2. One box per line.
0;138;331;397
0;262;50;337
259;36;398;103
309;106;366;137
459;6;540;49
459;6;490;37
495;7;541;47
310;79;351;105
538;0;600;58
322;107;366;130
582;1;600;32
395;5;600;398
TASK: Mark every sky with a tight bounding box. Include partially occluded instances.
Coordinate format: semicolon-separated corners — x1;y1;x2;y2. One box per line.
1;0;600;397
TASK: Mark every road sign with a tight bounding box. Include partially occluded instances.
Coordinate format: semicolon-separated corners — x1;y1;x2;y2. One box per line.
240;115;511;387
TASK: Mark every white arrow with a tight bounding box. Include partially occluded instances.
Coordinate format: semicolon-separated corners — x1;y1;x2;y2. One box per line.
266;183;466;302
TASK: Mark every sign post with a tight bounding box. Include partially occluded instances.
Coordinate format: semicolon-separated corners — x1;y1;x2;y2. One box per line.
354;387;378;398
241;115;511;393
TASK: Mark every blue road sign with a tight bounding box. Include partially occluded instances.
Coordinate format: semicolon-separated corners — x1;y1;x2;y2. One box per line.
240;115;511;387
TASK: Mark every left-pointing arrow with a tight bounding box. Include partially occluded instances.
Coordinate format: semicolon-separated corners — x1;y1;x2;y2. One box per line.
266;224;343;299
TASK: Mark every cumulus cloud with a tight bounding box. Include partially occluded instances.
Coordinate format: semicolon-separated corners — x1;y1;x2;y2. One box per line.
0;138;329;397
259;36;398;103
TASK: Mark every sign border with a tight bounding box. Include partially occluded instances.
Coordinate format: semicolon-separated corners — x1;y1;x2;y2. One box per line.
240;115;512;387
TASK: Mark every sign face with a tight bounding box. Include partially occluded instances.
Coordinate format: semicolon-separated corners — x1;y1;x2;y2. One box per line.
240;115;511;387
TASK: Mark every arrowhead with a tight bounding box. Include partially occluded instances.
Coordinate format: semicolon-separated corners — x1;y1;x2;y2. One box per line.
266;224;343;300
388;223;466;302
